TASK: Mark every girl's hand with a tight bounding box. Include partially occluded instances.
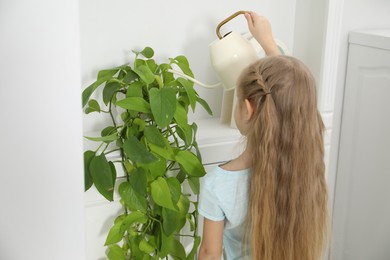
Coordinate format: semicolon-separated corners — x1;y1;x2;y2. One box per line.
245;12;280;56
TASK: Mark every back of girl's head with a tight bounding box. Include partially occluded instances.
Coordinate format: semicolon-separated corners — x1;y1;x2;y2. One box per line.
238;55;329;260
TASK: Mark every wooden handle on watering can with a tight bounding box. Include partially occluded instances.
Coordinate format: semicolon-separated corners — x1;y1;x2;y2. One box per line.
216;10;249;39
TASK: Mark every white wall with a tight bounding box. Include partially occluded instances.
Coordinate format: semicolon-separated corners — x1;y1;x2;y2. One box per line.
0;1;85;259
80;0;298;133
293;0;327;83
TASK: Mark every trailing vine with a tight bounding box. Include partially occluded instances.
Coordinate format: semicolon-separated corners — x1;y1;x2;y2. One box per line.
83;47;212;259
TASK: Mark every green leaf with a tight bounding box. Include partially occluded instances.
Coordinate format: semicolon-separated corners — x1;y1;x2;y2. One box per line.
82;68;120;107
139;238;155;254
98;68;121;81
84;107;95;114
187;213;196;232
123;136;158;165
188;177;200;195
162;195;190;236
159;233;174;258
84;132;118;142
196;96;213;115
82;83;97;109
178;194;190;215
103;81;122;105
166;177;181;206
177;95;190;108
191;123;202;162
154;75;163;88
169;239;186;260
83;150;95;191
176;124;193;148
192;140;202;163
149;87;176;128
175;169;186;183
142;254;153;260
171;56;194;78
133;118;146;132
101;126;116;137
160;63;175;84
134;58;146;68
118;182;147;212
129;168;147;196
144;125;166;147
151;177;178;211
121;112;129;122
146;59;157;73
173;101;188;127
162;208;180;236
126;81;143;97
147;158;167;180
186;236;201;260
86;99;100;113
101;126;118;144
129;234;144;257
149;143;175;161
140;46;154;58
89;154;114;201
133;65;155;84
178;78;196;111
107;244;126;260
116;97;151;113
122;69;138;84
174;55;189;67
114;214;126;225
109;161;117;188
174;150;206;177
120;211;147;234
125;160;135;173
105;222;123;246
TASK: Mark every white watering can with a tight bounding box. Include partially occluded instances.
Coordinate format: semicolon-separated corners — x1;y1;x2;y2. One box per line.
170;10;288;90
169;11;288;126
209;10;289;90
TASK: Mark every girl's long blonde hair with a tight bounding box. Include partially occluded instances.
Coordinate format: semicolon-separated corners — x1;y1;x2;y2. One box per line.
238;56;329;260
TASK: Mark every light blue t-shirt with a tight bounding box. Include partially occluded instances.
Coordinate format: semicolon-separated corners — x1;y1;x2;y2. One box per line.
198;165;251;260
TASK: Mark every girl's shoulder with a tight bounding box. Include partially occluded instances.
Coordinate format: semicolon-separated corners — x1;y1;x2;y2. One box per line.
219;153;252;172
202;165;250;187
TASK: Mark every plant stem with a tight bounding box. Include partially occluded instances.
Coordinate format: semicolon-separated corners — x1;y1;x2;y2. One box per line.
104;148;121;155
175;234;195;238
167;125;179;147
108;101;117;129
94;142;105;153
101;142;110;154
108;100;130;218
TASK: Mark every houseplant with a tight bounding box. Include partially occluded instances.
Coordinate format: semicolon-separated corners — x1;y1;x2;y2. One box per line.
82;47;212;260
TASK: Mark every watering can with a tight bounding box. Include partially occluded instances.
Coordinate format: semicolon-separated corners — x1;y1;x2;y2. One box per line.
168;11;288;127
209;10;288;90
169;10;288;90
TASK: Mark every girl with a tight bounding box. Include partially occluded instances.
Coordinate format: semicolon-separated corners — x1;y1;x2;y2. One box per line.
198;12;329;260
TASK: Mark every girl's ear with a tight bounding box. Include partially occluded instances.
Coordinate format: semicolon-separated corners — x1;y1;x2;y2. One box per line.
244;99;255;121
